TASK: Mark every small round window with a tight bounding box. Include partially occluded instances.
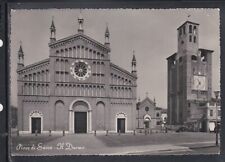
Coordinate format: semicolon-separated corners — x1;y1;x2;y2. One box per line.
145;107;149;112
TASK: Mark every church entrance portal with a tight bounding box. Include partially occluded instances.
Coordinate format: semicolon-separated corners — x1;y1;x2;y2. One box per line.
70;100;90;134
74;112;87;133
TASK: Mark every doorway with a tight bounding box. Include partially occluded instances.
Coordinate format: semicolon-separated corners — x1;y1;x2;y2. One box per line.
31;117;41;134
74;112;87;133
144;121;150;129
117;118;125;133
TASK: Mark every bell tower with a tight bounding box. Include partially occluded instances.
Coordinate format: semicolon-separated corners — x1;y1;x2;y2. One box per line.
167;20;213;125
177;21;199;56
17;41;24;70
78;10;84;34
131;51;137;76
50;16;56;43
104;24;110;48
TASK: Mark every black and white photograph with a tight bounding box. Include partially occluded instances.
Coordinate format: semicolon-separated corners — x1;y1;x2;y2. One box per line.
10;8;220;155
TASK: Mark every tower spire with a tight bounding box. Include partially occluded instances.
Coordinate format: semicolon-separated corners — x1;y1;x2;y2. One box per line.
17;41;24;69
50;16;56;43
78;10;84;34
131;50;137;75
104;23;110;47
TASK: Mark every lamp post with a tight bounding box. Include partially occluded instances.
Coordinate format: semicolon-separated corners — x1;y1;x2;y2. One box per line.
137;99;140;129
214;91;220;146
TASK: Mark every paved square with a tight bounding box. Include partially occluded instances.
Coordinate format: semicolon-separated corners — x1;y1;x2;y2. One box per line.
11;132;219;155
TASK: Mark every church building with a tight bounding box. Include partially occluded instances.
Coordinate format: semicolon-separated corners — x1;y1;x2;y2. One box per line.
17;13;137;134
136;95;165;132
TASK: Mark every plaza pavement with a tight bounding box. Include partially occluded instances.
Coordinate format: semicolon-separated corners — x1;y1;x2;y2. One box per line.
11;132;220;156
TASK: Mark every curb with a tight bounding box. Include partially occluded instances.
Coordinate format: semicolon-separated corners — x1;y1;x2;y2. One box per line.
189;144;219;149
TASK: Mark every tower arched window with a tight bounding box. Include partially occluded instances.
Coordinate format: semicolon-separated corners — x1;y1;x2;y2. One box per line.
189;35;192;42
189;25;192;33
193;26;197;34
194;36;196;43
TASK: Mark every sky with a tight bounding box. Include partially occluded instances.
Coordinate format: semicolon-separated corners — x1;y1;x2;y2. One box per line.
10;9;220;108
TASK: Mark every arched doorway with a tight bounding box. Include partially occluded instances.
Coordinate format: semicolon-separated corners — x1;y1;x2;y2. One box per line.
29;110;43;134
144;114;151;129
69;99;92;133
116;112;127;133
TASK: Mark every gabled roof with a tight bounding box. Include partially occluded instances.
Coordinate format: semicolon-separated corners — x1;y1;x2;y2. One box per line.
110;63;137;79
48;33;110;52
17;58;50;73
139;97;155;107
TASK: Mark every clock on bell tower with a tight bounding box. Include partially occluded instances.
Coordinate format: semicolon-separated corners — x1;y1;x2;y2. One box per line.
192;75;207;91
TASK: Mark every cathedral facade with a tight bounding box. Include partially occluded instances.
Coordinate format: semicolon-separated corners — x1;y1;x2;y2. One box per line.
17;14;137;134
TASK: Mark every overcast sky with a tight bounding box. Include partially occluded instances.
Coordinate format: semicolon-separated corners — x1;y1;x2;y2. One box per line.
10;9;220;108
